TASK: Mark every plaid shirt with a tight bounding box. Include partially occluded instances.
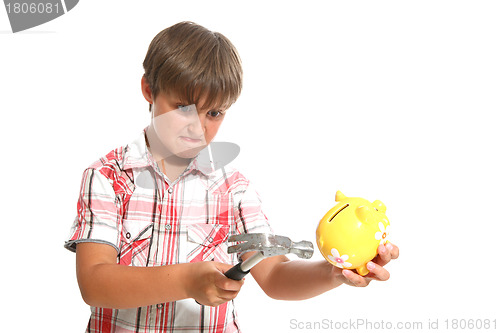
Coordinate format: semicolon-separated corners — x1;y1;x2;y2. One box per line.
65;128;272;333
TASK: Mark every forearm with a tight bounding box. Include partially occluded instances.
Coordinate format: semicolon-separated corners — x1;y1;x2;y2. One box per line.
77;262;192;309
258;259;343;301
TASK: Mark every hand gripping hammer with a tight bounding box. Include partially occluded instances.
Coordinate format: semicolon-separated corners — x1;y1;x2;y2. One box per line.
224;233;314;280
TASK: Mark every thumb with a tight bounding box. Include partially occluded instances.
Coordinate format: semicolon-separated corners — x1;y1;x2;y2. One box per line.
213;261;234;273
214;263;245;291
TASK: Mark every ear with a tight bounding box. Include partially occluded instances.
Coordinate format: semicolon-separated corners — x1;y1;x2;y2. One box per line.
372;200;386;213
355;206;371;224
141;75;154;110
335;191;347;202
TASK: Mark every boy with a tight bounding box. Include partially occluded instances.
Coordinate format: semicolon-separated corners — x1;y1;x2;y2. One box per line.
65;21;399;332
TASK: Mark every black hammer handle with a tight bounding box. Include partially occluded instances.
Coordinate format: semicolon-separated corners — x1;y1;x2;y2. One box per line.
224;262;250;280
224;252;265;280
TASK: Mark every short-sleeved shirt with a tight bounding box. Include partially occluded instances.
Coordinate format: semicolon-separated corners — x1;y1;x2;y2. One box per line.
65;128;272;333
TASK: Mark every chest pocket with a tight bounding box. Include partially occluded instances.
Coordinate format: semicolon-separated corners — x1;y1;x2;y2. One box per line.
118;168;159;266
186;224;230;263
119;185;156;267
119;218;153;266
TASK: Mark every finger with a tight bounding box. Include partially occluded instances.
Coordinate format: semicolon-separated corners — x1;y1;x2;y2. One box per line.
342;269;370;287
215;275;245;292
198;285;241;307
366;261;390;281
216;288;241;303
376;244;392;265
386;243;400;259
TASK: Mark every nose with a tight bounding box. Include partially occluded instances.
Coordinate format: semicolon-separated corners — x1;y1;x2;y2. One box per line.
187;112;206;138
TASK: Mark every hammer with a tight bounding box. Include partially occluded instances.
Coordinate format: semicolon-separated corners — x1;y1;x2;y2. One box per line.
224;233;314;280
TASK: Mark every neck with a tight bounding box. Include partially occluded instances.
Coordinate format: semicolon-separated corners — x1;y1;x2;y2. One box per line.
145;126;192;176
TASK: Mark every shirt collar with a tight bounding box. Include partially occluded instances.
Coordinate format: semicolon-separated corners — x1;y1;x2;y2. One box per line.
122;128;154;170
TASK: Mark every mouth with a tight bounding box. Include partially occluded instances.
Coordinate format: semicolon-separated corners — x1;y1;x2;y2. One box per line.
180;136;203;144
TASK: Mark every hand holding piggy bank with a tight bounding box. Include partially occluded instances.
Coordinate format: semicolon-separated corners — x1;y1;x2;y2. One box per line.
316;191;390;276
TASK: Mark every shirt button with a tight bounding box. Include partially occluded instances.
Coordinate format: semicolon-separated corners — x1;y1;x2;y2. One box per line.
165;224;171;230
168;188;173;194
157;304;163;309
208;237;213;242
126;232;131;239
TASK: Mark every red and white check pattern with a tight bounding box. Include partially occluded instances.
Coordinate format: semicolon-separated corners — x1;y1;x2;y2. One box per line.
65;128;272;332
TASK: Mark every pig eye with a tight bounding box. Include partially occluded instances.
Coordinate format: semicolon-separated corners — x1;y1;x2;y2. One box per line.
329;204;349;222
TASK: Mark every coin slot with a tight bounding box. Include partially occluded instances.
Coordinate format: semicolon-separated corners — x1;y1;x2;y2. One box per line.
329;204;349;222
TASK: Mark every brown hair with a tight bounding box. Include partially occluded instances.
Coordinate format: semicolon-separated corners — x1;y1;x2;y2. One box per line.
143;21;243;111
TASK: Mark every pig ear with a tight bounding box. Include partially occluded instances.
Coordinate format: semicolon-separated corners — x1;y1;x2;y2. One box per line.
356;206;371;224
335;191;347;202
373;200;386;213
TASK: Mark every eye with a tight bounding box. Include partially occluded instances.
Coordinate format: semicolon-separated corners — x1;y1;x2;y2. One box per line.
177;105;190;112
208;110;224;118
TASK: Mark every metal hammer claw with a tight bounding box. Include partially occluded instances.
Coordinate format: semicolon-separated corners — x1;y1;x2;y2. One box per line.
224;233;314;280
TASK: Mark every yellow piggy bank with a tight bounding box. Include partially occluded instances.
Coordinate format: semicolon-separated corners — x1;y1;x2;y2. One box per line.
316;191;390;276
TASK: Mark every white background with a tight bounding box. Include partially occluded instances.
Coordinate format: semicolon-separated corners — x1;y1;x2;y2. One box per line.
1;1;499;332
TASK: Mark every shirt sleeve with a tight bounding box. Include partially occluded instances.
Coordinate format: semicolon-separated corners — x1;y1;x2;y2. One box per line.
233;180;273;236
64;168;122;253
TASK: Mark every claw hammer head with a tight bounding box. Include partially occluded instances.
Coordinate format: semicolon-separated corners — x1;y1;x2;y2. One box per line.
227;233;314;259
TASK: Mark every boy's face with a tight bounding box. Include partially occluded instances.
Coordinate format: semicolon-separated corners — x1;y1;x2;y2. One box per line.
149;90;227;160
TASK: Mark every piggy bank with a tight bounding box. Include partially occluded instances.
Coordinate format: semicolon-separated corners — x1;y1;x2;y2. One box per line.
316;191;390;276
